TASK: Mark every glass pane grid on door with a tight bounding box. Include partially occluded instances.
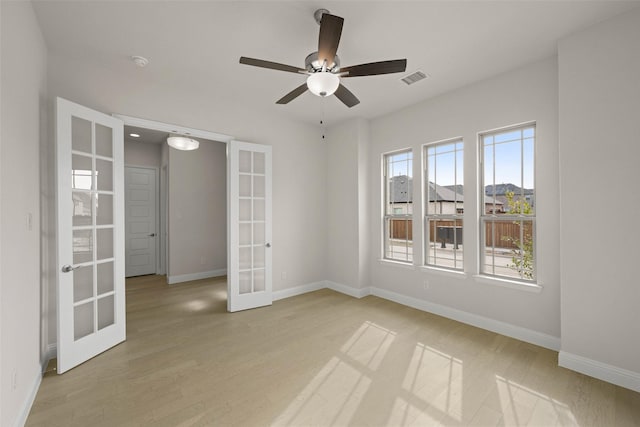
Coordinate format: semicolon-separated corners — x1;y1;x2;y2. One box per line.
57;98;126;373
70;116;116;341
237;150;267;295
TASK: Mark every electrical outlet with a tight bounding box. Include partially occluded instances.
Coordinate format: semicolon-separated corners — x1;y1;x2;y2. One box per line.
281;271;287;281
423;279;430;290
11;370;17;390
26;213;33;231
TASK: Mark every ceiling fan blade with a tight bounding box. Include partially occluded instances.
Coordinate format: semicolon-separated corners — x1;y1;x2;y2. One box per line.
334;84;360;108
341;59;407;77
317;13;344;67
276;83;308;104
239;57;305;74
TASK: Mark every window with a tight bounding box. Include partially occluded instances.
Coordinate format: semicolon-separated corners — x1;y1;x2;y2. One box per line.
480;124;535;281
383;150;413;263
424;139;464;270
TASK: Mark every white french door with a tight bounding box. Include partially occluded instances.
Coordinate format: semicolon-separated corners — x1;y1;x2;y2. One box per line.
227;140;272;312
56;98;125;373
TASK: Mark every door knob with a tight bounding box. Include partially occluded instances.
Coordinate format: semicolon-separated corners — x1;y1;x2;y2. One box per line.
61;265;77;273
148;233;156;237
265;243;271;248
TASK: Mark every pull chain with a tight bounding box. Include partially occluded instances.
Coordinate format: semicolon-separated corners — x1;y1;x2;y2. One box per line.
320;97;327;140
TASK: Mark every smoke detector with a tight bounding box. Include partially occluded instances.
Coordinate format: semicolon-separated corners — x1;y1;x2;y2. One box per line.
131;56;149;67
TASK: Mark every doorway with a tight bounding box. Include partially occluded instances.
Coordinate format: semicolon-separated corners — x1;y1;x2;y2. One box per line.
123;125;166;277
124;166;158;277
121;121;228;284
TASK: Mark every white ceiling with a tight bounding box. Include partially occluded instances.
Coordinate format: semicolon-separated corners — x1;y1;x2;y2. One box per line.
124;125;168;145
33;1;639;126
124;125;222;147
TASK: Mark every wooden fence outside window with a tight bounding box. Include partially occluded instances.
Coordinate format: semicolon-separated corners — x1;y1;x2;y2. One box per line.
389;219;532;249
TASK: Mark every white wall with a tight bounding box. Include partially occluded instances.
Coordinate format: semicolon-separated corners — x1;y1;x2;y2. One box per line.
326;118;370;291
0;2;47;425
124;140;161;168
168;140;227;279
45;51;328;346
161;142;169;276
363;57;561;338
356;119;371;291
326;121;360;288
1;1;3;419
558;8;640;382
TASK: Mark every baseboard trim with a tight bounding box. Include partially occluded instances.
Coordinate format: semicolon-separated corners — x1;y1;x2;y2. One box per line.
168;268;227;285
277;281;560;351
14;370;42;427
369;286;561;351
272;280;369;302
273;281;325;301
325;281;371;299
559;351;640;393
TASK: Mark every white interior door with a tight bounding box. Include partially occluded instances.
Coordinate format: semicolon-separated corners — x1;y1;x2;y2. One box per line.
227;140;272;312
125;166;157;277
56;98;125;373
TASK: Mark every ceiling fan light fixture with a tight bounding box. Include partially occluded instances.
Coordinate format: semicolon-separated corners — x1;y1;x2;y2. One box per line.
167;135;199;151
307;72;339;97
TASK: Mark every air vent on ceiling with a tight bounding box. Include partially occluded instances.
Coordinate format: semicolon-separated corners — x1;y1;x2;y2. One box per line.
401;71;428;85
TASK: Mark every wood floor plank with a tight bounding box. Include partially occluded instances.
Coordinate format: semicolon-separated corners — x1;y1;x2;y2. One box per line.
26;275;640;426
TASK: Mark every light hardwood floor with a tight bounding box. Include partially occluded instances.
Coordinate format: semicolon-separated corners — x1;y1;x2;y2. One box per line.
27;275;640;426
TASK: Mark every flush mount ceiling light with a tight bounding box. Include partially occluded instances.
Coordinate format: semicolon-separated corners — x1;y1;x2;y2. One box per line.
129;133;140;138
307;71;340;97
167;135;199;151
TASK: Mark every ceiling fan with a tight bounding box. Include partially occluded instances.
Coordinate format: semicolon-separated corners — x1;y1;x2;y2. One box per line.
239;9;407;108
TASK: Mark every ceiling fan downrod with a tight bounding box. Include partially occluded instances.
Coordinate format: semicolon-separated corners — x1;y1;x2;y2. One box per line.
313;8;331;25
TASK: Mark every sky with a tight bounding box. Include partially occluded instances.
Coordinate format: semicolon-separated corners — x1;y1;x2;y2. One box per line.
387;127;535;190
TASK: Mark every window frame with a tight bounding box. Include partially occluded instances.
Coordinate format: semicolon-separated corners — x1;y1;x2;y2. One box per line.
479;122;536;283
423;138;464;271
382;149;414;264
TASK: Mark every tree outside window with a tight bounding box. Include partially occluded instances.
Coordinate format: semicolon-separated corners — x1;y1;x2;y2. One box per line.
480;125;536;281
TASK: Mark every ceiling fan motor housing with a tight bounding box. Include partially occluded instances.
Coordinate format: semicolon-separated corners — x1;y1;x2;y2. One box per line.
305;51;340;73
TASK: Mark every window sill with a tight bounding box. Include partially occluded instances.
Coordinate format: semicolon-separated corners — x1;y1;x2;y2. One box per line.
473;275;543;293
378;259;416;270
420;266;467;279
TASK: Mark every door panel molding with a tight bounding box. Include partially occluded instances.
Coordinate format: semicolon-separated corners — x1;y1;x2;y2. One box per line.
125;166;158;277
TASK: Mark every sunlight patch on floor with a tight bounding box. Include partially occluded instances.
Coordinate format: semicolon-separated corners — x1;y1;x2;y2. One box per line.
273;321;396;426
388;396;443;426
402;342;463;422
495;375;577;426
340;321;397;370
